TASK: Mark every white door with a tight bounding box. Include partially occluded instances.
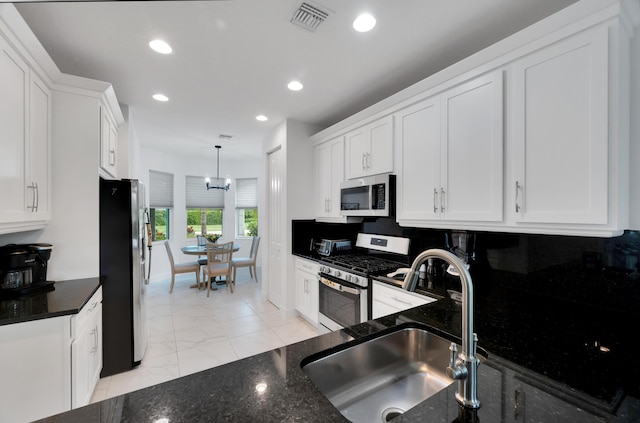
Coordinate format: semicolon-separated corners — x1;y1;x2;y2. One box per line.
267;147;283;307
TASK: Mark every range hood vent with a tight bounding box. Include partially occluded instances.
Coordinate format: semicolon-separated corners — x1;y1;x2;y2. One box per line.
290;2;329;32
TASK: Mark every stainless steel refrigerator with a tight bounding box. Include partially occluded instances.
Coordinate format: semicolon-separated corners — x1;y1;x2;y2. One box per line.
99;178;149;377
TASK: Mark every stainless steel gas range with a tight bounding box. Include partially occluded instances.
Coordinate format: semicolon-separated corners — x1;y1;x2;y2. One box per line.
316;233;410;334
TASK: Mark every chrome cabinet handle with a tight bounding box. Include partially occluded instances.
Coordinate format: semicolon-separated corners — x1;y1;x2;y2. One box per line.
362;153;366;171
34;182;39;212
433;188;438;213
514;389;522;420
515;181;522;213
440;188;445;213
27;182;37;212
327;198;331;212
109;148;116;166
366;152;371;170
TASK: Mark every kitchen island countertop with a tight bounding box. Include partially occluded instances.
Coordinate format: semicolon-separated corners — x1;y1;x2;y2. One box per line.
35;292;640;423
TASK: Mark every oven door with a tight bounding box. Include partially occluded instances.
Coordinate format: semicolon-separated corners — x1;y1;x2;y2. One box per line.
318;274;367;331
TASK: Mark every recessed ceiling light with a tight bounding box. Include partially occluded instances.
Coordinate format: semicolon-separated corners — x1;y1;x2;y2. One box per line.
287;80;303;91
256;115;268;122
353;13;376;32
153;94;169;102
149;39;172;54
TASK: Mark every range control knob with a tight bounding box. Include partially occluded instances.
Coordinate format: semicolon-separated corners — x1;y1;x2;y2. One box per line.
335;271;342;277
352;276;359;285
345;275;352;282
325;267;331;274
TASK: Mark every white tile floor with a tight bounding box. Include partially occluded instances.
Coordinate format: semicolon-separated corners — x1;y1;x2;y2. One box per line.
90;268;319;403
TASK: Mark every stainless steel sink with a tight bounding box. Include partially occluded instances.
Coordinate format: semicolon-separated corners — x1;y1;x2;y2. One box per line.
302;325;479;422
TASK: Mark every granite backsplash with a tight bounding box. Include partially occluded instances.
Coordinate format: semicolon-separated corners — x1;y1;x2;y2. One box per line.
292;219;640;398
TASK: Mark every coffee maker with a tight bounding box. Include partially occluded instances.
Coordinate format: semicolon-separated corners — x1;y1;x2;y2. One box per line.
0;243;53;295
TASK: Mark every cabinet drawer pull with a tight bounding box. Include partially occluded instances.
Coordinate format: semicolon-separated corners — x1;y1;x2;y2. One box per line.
109;148;116;166
362;153;366;171
440;188;445;213
515;181;522;213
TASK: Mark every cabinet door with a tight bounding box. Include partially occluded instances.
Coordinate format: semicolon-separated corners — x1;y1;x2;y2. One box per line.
346;117;394;179
0;316;71;422
441;70;503;222
328;137;345;218
346;127;368;179
368;116;393;176
27;71;51;220
316;137;348;222
100;107;118;178
509;375;606;423
0;36;28;223
295;268;312;319
512;26;608;225
71;322;91;408
315;142;332;218
395;97;441;221
88;303;103;402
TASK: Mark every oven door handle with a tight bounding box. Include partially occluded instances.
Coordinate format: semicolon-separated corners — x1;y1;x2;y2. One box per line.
320;278;360;295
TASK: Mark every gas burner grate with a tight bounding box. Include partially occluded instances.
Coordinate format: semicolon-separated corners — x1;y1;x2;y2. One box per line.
322;254;406;276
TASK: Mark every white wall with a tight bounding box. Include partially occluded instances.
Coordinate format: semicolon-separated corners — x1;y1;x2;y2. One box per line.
139;147;263;283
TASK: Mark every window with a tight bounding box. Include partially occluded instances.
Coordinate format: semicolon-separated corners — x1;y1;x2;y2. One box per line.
236;178;258;237
186;175;224;238
149;170;174;241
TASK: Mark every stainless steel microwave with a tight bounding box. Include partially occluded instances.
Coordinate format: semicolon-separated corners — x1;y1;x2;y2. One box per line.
339;174;395;217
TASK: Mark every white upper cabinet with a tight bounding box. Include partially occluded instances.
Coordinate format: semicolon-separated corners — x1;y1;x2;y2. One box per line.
396;69;503;225
27;71;52;221
100;105;118;178
345;115;393;179
0;35;28;224
511;25;608;226
0;33;51;233
395;97;441;222
315;136;356;223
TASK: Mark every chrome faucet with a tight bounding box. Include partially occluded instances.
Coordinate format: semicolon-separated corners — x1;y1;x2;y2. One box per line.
402;248;481;409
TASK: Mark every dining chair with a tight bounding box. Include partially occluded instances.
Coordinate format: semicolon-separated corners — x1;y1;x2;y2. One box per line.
164;240;201;293
232;236;260;284
203;241;234;296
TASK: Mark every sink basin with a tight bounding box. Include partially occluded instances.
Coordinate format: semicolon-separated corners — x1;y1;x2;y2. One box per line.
302;324;477;422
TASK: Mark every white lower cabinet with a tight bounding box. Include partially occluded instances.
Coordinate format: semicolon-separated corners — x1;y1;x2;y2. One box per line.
71;287;103;408
295;258;319;325
371;280;436;319
0;315;72;423
0;287;102;422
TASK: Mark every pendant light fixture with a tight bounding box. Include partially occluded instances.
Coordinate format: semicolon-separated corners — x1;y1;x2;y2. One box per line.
205;145;231;191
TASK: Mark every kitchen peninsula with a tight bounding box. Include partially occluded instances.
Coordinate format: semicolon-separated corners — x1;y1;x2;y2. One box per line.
36;288;640;423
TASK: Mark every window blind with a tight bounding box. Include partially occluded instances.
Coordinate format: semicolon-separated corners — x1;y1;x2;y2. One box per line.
149;170;174;208
236;178;258;208
186;175;225;208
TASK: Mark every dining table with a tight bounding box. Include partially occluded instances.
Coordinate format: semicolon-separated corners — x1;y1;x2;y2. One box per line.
180;243;241;290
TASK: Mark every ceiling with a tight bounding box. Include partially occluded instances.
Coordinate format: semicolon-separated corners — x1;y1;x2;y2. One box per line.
14;0;579;162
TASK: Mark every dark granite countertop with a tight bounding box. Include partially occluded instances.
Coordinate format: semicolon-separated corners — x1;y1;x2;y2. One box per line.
0;278;101;326
36;290;640;423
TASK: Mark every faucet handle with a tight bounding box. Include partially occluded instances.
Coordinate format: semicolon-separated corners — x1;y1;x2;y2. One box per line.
448;342;457;368
472;333;478;357
446;342;468;380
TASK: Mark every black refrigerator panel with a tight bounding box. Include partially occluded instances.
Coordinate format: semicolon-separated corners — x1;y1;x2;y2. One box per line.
100;178;148;377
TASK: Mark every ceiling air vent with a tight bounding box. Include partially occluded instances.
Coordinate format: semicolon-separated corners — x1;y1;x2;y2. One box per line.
290;2;329;32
